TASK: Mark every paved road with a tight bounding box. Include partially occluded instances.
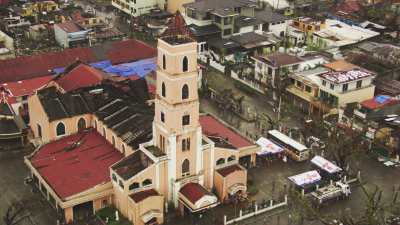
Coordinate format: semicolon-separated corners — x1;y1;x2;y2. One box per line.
0;150;57;225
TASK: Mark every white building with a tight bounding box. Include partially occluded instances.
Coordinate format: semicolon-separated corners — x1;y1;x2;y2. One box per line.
111;0;166;17
312;19;380;48
54;21;90;48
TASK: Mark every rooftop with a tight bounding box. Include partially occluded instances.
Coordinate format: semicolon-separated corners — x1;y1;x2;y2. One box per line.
52;63;106;92
111;150;153;180
179;183;212;204
1;75;53;97
324;60;359;72
319;69;374;84
199;115;253;149
255;52;303;67
216;164;245;177
29;130;124;199
161;35;194;45
130;189;159;203
184;0;257;14
56;21;85;33
361;95;399;110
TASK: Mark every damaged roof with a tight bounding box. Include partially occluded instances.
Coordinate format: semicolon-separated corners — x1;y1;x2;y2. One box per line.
112;150;154;180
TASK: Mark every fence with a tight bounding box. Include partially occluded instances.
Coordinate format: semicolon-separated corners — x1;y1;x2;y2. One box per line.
224;195;288;225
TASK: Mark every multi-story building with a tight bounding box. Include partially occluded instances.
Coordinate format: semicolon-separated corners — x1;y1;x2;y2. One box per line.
54;21;91;48
111;0;166;17
183;0;288;39
25;35;259;224
287;66;376;116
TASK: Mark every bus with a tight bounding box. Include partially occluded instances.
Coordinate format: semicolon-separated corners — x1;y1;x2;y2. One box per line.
267;130;310;161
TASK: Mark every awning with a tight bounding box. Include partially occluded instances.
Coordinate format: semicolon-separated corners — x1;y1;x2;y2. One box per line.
311;156;342;174
141;210;162;223
289;170;321;187
228;183;247;195
256;137;284;155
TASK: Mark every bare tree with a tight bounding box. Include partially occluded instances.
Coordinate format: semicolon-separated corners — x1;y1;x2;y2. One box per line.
3;201;29;225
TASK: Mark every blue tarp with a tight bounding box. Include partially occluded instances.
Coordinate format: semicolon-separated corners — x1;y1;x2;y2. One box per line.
51;58;156;78
103;58;156;78
90;60;112;69
375;95;391;104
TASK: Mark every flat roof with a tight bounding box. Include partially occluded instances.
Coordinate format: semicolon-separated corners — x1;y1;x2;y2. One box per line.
216;164;244;177
319;69;374;84
200;115;253;149
30;130;123;200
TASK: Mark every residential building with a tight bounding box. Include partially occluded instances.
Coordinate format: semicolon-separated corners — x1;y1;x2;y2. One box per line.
183;0;288;39
287;61;376;116
0;98;27;150
54;21;91;48
253;52;304;90
25;36;259;224
374;79;400;99
111;0;166;17
317;69;375;108
312;19;379;48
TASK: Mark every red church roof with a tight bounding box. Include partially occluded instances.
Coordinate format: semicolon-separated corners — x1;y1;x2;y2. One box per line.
107;39;157;65
199;115;253;149
29;130;123;200
54;64;106;92
130;189;159;203
179;183;210;204
0;48;96;83
217;164;245;177
1;75;53;97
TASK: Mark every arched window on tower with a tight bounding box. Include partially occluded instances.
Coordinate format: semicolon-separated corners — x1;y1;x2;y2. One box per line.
182;159;190;177
182;56;188;72
216;158;225;166
77;118;86;132
162;54;166;70
56;122;65;136
182;84;189;100
162;82;166;97
142;179;152;187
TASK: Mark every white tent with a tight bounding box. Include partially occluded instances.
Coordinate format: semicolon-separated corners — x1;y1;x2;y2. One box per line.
256;137;284;156
288;170;321;186
311;156;342;174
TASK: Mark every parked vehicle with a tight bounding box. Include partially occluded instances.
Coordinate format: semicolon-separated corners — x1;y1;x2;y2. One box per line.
267;130;310;161
310;181;351;205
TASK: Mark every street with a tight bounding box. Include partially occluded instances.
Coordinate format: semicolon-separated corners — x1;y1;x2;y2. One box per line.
0;150;57;225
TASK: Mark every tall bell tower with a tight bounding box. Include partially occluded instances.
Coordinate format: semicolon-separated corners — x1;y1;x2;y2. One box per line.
153;36;203;205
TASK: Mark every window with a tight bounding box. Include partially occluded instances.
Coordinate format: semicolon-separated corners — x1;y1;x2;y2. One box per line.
119;180;124;189
161;82;166;97
330;83;334;90
129;182;139;190
122;144;126;154
112;136;116;147
267;67;273;75
94;120;97;129
56;122;65;136
223;28;232;36
182;159;190;177
296;81;302;87
102;199;108;208
305;86;312;93
227;155;236;162
342;83;348;92
182;56;188;72
37;124;42;138
182;115;190;126
112;174;117;182
77;118;86;132
216;158;225;165
162;54;166;70
215;16;221;24
142;179;152;186
103;127;106;138
322;80;327;86
356;80;362;88
182;138;190;151
159;135;165;152
182;84;189;100
161;112;165;123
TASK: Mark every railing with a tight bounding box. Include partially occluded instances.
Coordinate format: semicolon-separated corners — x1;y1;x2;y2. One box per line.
223;195;288;225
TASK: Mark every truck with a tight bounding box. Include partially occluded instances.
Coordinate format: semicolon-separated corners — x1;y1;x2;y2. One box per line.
310;181;351;205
